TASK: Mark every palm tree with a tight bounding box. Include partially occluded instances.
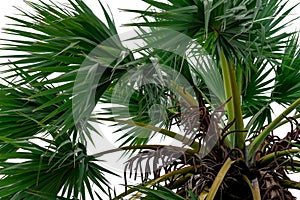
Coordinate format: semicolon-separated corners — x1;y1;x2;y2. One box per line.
0;0;299;199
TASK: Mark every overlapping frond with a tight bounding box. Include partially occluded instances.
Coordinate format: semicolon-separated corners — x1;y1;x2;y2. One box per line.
0;0;127;198
272;34;300;107
0;0;128;141
0;136;115;199
124;0;298;62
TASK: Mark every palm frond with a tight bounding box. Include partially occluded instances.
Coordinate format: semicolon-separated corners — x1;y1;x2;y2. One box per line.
0;0;130;142
272;34;300;107
131;185;186;200
0;136;116;199
241;59;274;131
125;0;298;63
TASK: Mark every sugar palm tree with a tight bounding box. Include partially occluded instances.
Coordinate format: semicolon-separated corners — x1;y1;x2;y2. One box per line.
0;0;299;199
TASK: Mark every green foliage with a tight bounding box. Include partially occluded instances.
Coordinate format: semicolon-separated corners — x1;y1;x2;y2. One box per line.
0;0;128;141
0;136;115;199
0;0;124;198
132;185;186;200
272;34;300;106
0;0;300;199
124;0;299;131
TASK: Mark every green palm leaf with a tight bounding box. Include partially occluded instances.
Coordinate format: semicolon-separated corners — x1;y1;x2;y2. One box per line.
124;0;297;62
0;0;130;141
132;185;186;200
272;34;300;107
0;136;116;199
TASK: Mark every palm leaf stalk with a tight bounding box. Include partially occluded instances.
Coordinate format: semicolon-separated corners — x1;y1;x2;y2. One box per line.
219;48;245;149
